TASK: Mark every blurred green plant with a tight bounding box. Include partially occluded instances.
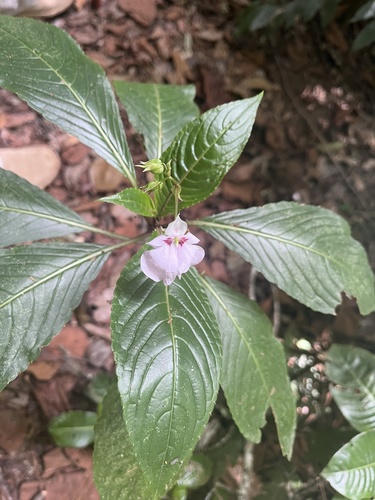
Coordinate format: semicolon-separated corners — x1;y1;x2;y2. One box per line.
236;0;375;51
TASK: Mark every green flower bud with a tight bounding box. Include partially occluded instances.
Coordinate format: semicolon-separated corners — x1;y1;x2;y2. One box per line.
136;158;165;174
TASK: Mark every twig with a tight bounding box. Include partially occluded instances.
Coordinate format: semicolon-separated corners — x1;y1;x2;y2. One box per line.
238;440;254;500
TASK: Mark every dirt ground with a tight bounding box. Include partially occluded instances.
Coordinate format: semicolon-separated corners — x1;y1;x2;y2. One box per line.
0;0;375;498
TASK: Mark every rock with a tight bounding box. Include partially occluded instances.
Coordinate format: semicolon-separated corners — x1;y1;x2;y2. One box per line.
89;157;124;192
0;145;61;188
0;0;74;17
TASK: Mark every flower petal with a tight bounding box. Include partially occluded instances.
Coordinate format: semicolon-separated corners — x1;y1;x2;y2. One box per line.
140;244;180;285
165;214;187;237
177;243;205;275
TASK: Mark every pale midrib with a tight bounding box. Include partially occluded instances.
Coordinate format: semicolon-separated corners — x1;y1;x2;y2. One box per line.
0;26;137;188
158;106;250;214
0;205;130;241
153;85;163;158
192;219;342;267
0;240;131;309
200;277;273;407
157;285;178;489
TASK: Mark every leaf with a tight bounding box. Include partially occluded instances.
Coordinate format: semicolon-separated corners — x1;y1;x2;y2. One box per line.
326;344;375;432
0;242;110;390
201;277;296;459
93;382;159;500
351;1;375;22
49;410;96;448
193;202;375;315
154;94;262;216
114;81;199;159
0;15;136;185
0;169;91;246
101;188;157;217
111;252;221;493
352;20;375;51
321;430;375;499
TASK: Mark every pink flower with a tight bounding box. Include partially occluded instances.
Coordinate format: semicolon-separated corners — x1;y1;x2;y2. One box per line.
140;215;205;285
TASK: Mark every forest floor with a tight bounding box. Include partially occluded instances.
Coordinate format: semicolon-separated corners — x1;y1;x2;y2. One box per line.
0;0;375;498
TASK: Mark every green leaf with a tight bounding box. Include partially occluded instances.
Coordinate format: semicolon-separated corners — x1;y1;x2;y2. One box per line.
201;277;296;459
85;373;113;405
0;169;91;246
176;454;212;489
322;430;375;499
154;94;262;216
352;20;375;51
111;252;221;493
49;410;96;448
326;344;375;432
0;16;136;185
351;1;375;22
101;188;157;217
114;81;199;159
0;242;111;390
193;202;375;315
93;382;159;499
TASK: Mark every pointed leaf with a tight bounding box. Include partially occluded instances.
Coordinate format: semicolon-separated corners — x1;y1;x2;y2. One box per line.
93;382;159;500
326;344;375;432
155;94;262;216
111;254;221;493
0;169;91;246
114;81;199;159
201;277;296;458
49;410;96;448
352;20;375;51
0;16;136;185
101;188;157;217
193;202;375;315
322;430;375;499
350;1;375;22
0;242;111;389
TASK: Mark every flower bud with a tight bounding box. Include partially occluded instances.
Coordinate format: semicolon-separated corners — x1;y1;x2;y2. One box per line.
136;158;165;175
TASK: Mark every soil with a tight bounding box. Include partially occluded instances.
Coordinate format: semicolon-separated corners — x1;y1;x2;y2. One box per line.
0;0;375;498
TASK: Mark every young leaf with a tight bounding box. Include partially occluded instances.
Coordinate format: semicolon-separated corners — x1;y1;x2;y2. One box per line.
49;410;96;448
322;430;375;499
326;344;375;432
0;169;91;246
111;254;221;493
154;94;262;216
201;277;296;459
0;16;136;185
0;243;110;390
193;202;375;315
101;188;157;217
352;20;375;51
93;382;160;500
114;82;199;159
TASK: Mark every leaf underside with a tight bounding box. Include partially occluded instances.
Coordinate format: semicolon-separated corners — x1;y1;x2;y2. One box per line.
326;344;375;432
114;81;199;160
202;277;296;459
111;252;221;494
0;243;109;390
194;202;375;315
0;169;88;246
0;15;135;183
